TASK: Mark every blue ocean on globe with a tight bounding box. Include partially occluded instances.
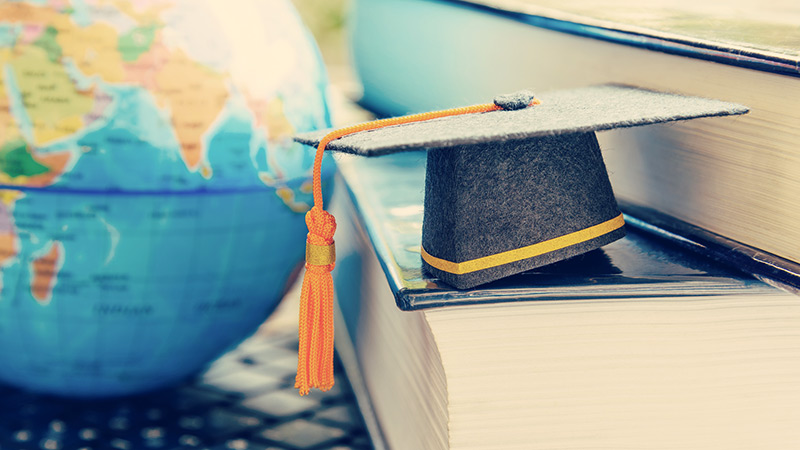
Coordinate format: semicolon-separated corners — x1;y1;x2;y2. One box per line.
0;0;333;396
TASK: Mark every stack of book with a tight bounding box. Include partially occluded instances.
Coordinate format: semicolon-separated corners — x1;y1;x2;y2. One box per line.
351;0;800;289
330;0;800;448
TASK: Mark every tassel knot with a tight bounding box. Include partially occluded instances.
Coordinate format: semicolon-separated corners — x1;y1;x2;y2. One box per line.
305;206;337;248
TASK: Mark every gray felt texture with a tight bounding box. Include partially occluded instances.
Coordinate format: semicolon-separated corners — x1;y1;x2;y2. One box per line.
421;133;624;289
294;84;748;155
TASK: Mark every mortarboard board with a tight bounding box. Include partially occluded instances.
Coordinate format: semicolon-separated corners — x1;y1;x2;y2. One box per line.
292;84;748;395
296;84;748;289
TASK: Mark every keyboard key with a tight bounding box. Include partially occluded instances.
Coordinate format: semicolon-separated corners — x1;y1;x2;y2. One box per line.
239;391;318;418
314;405;362;429
256;419;346;449
199;371;283;397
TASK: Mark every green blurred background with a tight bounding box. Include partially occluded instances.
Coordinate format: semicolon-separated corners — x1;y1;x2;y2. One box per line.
292;0;349;71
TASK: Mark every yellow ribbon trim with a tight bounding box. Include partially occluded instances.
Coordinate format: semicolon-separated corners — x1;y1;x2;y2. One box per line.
306;241;336;266
421;213;625;275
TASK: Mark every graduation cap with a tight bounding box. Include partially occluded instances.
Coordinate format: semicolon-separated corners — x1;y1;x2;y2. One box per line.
292;84;748;394
297;85;748;288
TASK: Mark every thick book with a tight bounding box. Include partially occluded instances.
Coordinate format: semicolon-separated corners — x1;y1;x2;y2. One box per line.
331;153;800;449
348;0;800;290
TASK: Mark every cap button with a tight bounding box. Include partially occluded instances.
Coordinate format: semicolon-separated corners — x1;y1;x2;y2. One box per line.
494;90;536;110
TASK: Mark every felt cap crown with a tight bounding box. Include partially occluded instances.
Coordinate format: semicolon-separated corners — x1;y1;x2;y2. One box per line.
297;85;748;289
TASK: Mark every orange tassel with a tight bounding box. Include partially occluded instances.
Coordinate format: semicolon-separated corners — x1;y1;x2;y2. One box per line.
295;206;336;395
296;99;542;395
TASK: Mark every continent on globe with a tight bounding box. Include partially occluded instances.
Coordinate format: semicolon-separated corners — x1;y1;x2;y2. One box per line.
118;24;159;62
31;240;63;305
0;49;15;140
1;0;329;192
59;21;126;83
247;96;295;149
7;44;94;146
0;138;72;187
0;230;16;296
0;192;20;296
150;48;229;174
0;232;16;272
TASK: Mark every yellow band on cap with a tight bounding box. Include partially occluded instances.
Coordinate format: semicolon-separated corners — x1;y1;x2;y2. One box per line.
421;213;625;275
306;241;336;266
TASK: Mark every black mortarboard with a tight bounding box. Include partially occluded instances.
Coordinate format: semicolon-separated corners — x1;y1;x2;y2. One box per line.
297;85;748;289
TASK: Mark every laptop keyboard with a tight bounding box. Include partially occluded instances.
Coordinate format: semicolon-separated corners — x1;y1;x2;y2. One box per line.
0;331;373;450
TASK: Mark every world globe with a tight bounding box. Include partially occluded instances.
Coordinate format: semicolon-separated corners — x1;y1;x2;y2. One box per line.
0;0;333;396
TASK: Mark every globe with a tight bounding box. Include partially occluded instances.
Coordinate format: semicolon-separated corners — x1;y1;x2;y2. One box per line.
0;0;333;396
